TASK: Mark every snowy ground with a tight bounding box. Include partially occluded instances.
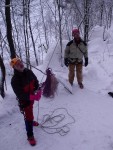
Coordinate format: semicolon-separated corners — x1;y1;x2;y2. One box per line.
1;26;113;150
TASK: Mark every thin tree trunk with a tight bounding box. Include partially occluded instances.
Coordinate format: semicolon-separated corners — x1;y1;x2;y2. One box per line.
56;0;63;67
11;3;22;59
36;22;43;64
108;7;112;28
5;0;16;58
28;0;38;65
23;0;31;68
40;0;49;51
0;55;6;98
84;0;89;43
100;2;104;26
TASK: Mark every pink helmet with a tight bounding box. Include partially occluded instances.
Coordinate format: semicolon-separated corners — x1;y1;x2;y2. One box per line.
72;28;80;36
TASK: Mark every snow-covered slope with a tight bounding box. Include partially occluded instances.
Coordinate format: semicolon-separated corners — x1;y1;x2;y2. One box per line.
1;26;113;150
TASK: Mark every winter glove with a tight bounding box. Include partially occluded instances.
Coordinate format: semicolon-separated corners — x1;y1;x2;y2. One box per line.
84;57;88;67
64;58;69;67
108;92;113;98
30;90;42;101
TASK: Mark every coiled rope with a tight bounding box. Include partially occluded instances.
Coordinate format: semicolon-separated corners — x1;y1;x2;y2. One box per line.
38;108;75;136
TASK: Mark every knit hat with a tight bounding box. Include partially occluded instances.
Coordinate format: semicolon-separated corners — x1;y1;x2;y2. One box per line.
72;28;80;36
10;57;20;67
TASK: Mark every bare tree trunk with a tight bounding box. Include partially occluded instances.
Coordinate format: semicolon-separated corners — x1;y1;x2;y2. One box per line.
23;0;28;67
11;3;22;59
5;0;16;58
25;1;30;69
54;2;58;39
56;0;63;67
103;2;109;29
84;0;90;43
65;15;71;41
40;0;49;51
23;0;30;69
28;0;38;66
100;2;104;26
0;55;6;98
108;6;112;28
0;30;3;58
36;22;43;64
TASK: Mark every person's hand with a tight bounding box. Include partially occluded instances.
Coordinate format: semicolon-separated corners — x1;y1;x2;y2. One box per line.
64;58;69;67
85;57;88;67
30;90;42;101
35;90;42;101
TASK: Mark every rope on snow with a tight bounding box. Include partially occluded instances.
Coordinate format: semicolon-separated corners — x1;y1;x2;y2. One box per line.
38;108;75;136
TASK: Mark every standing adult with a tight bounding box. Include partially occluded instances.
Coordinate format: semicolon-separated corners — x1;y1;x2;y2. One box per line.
64;28;88;88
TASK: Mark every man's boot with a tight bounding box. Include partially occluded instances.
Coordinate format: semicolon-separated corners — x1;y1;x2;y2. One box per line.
78;83;84;89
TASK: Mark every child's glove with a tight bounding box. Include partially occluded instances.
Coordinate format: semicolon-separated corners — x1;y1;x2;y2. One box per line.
30;90;42;101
